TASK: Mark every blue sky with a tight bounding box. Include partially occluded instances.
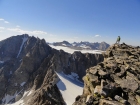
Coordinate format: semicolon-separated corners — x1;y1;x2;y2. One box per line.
0;0;140;45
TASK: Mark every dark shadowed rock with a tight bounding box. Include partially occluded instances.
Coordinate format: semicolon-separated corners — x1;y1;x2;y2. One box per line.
0;35;104;105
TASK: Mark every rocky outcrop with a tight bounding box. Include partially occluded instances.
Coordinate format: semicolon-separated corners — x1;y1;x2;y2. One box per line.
98;42;110;51
73;43;140;105
0;35;103;105
25;57;65;105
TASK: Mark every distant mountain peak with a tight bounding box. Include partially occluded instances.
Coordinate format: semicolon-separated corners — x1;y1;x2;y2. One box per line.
51;41;110;51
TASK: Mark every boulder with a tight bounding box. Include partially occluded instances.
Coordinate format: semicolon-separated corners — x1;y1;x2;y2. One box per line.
73;43;140;105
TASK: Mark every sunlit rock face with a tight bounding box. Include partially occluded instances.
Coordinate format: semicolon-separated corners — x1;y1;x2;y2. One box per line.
0;35;103;105
73;43;140;105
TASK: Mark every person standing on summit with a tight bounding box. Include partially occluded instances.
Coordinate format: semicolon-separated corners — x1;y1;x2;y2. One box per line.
116;36;121;44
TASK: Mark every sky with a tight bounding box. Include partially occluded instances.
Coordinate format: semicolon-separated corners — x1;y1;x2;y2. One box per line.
0;0;140;46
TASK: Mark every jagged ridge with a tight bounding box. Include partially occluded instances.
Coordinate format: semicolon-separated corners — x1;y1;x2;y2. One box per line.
73;43;140;105
0;35;103;105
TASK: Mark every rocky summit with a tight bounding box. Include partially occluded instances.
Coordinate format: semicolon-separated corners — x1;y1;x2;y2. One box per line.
73;43;140;105
0;35;103;105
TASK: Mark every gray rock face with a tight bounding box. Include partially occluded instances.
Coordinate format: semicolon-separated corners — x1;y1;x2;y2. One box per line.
0;35;103;105
51;50;103;81
73;43;140;105
0;34;58;104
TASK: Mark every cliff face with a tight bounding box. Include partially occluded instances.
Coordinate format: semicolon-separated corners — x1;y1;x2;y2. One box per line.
51;50;103;81
73;43;140;105
0;35;103;105
0;35;66;105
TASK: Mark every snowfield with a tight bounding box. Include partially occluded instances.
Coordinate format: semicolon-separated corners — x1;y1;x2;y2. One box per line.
17;35;28;58
2;43;104;105
49;44;104;105
2;89;25;105
56;72;84;105
6;90;33;105
49;45;104;54
7;98;24;105
3;72;83;105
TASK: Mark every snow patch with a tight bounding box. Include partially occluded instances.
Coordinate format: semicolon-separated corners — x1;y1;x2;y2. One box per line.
79;44;91;49
48;93;52;97
2;88;24;104
56;72;83;105
17;35;28;58
22;91;29;98
3;89;30;105
0;61;4;63
66;72;83;84
7;91;29;105
20;82;26;87
72;44;76;46
27;90;33;96
62;44;67;46
2;92;17;104
7;99;24;105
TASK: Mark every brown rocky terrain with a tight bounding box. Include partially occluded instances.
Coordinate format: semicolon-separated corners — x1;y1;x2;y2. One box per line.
0;35;103;105
73;43;140;105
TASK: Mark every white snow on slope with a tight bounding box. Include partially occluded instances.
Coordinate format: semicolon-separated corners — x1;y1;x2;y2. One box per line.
2;89;24;105
56;72;84;105
62;44;67;46
27;90;33;96
17;35;28;58
6;91;30;105
78;44;91;49
20;82;26;87
49;45;104;54
7;99;24;105
2;92;17;104
67;72;83;84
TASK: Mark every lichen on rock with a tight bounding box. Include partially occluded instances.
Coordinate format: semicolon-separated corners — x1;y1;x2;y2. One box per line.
73;43;140;105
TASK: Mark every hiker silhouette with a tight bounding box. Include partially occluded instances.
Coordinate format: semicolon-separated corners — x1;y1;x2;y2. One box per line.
116;36;121;44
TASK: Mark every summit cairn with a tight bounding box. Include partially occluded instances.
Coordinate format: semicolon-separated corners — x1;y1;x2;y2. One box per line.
73;43;140;105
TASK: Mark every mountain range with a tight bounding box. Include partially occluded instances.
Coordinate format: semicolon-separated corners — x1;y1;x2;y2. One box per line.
0;34;103;105
51;41;110;51
1;35;139;105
